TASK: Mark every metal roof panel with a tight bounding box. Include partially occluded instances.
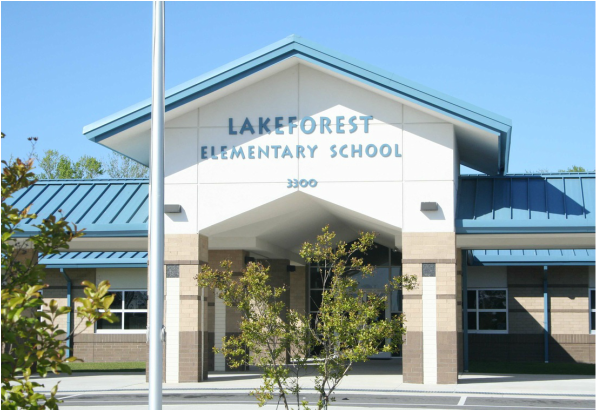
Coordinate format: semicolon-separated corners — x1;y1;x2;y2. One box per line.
8;179;149;237
456;174;596;234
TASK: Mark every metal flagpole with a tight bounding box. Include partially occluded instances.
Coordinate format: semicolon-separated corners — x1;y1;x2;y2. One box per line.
149;1;165;409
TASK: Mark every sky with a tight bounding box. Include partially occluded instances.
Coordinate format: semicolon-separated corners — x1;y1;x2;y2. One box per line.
1;1;594;174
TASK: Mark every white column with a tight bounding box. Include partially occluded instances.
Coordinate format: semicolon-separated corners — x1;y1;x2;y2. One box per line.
214;289;226;371
422;276;437;384
165;277;180;383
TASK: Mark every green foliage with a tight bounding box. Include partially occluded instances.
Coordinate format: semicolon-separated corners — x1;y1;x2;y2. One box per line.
104;152;149;179
1;154;118;409
558;165;587;173
197;261;311;409
199;226;417;409
36;150;103;180
300;226;416;409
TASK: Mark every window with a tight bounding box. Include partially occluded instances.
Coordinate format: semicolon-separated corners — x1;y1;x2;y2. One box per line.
96;290;148;333
467;289;508;333
590;289;595;334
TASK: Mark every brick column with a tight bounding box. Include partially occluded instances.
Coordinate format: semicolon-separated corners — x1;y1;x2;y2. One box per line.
402;233;459;384
162;233;209;382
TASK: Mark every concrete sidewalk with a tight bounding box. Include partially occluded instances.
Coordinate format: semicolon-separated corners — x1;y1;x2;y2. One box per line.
33;362;595;400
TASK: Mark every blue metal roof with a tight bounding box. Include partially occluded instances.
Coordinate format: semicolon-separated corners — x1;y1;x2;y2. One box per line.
469;249;595;266
39;251;148;268
456;173;595;234
83;34;512;175
8;179;149;238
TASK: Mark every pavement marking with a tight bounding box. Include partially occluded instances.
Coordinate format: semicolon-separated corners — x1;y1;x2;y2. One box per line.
458;396;467;406
57;394;85;400
61;399;595;409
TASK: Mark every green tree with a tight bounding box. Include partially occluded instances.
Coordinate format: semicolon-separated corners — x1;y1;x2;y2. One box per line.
36;149;103;179
1;143;117;409
199;226;417;410
197;261;311;410
105;152;149;179
300;226;416;409
558;166;587;173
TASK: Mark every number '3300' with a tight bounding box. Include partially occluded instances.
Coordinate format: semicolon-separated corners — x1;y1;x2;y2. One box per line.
287;179;318;188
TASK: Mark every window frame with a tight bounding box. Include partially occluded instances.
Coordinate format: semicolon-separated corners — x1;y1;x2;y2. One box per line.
590;288;595;335
95;289;148;334
467;288;508;334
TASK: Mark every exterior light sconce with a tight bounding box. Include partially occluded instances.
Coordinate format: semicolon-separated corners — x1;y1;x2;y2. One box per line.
164;204;182;213
245;256;256;264
420;202;439;211
287;265;296;272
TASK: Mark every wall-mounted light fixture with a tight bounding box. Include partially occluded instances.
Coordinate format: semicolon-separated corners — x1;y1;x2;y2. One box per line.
287;265;296;272
420;202;439;211
164;204;182;213
245;256;256;264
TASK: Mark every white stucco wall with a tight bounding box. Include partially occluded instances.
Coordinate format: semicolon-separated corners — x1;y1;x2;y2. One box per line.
161;61;457;249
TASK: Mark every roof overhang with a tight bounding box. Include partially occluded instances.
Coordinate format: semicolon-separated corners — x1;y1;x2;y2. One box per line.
468;249;595;266
83;35;512;175
39;251;148;269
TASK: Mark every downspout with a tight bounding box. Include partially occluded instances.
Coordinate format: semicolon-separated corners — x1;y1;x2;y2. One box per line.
462;250;469;372
543;265;549;363
60;268;72;358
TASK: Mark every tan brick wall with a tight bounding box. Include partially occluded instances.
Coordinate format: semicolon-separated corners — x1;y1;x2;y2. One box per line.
73;334;147;363
402;232;456;263
402;232;458;384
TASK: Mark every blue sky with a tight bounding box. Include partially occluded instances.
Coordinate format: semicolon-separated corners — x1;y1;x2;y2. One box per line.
2;1;594;173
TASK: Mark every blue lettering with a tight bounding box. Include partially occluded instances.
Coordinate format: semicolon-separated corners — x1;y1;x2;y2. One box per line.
339;144;348;158
380;144;391;157
259;117;271;134
248;145;255;159
321;117;332;134
231;146;245;159
301;117;316;134
240;118;255;135
201;146;208;159
258;146;269;158
210;146;218;160
228;118;237;135
395;144;402;157
336;116;345;134
307;145;318;158
348;116;358;133
296;145;305;158
365;144;378;157
275;117;284;135
351;144;362;158
288;117;298;134
272;145;282;158
281;146;293;158
221;146;228;159
330;144;338;158
360;116;373;133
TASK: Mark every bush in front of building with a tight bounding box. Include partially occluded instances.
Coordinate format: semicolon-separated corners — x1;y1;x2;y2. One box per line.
198;225;417;410
1;145;118;410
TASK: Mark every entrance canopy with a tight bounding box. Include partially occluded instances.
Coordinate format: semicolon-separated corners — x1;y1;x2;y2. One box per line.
83;35;511;175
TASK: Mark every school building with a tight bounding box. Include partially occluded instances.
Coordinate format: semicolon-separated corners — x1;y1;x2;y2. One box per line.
10;36;595;385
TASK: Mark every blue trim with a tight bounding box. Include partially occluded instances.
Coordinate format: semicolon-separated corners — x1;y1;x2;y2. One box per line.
469;249;595;266
456;220;595;234
83;35;512;174
59;269;72;357
543;266;549;364
462;250;469;372
39;251;148;268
